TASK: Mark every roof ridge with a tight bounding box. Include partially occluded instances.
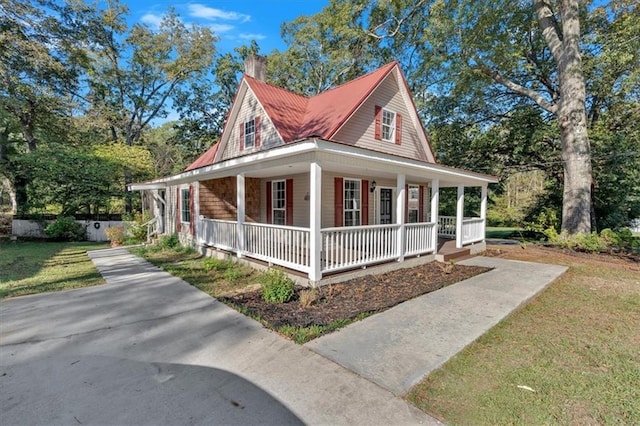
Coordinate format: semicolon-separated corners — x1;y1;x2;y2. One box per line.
244;74;309;100
310;61;398;98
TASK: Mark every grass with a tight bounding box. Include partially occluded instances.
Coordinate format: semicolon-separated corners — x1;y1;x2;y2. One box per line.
485;226;524;239
407;246;640;425
0;240;109;299
130;245;260;298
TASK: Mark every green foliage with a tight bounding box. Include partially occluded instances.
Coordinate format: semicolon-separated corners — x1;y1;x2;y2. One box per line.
104;226;125;245
525;207;560;235
123;211;151;243
157;233;180;250
203;257;233;272
44;217;86;241
259;268;295;304
544;228;639;253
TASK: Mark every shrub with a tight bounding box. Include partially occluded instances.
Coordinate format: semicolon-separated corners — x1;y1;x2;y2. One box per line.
299;289;318;308
45;217;86;241
157;233;180;250
123;211;151;243
259;268;295;303
104;226;125;245
525;207;560;235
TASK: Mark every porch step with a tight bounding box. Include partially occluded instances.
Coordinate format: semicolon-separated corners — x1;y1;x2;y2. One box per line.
435;248;471;262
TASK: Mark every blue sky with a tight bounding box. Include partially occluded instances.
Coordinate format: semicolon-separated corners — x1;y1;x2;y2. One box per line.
124;1;328;54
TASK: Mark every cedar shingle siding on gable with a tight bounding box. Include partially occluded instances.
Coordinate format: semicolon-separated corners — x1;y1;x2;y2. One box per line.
219;90;284;162
332;73;429;161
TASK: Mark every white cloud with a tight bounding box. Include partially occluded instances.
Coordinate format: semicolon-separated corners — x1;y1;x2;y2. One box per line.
188;4;250;22
141;13;163;29
209;24;235;34
239;33;266;41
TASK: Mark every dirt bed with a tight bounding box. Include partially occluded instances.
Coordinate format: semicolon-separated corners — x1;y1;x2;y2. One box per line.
221;262;491;328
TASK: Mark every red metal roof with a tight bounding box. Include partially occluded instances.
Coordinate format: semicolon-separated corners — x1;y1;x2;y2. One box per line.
184;61;399;171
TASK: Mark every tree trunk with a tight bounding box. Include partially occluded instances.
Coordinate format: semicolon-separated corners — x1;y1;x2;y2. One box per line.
557;0;592;234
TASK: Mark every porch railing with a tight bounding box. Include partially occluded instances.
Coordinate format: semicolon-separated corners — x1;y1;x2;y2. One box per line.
200;218;237;251
438;216;456;238
405;222;436;256
462;217;485;245
321;224;399;273
244;222;310;272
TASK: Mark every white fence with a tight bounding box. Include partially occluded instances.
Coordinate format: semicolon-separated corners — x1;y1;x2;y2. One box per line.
244;222;310;272
462;217;485;245
11;219;124;242
438;216;456;238
405;222;436;256
200;219;237;251
320;224;400;273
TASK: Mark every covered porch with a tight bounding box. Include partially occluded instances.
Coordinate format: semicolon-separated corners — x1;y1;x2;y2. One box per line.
134;139;496;284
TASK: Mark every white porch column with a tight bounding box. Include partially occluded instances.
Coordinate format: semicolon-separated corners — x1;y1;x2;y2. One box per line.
396;173;406;261
195;182;201;245
480;184;488;240
309;161;322;283
236;173;245;258
456;185;464;248
431;179;439;252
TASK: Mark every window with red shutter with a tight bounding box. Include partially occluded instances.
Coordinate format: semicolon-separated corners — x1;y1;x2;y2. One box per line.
254;116;261;147
362;180;369;225
374;106;382;140
334;177;344;226
266;181;272;223
285;179;293;226
395;113;402;145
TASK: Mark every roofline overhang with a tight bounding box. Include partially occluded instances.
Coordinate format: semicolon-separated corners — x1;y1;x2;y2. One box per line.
128;139;498;191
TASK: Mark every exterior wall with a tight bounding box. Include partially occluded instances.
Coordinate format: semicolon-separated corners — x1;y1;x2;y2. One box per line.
219;89;284;162
199;177;260;222
332;72;430;162
259;173;310;227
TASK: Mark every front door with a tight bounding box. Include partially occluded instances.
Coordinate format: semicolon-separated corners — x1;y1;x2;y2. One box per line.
379;188;393;224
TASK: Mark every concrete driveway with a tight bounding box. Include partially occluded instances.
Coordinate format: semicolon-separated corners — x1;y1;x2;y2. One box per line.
0;248;434;425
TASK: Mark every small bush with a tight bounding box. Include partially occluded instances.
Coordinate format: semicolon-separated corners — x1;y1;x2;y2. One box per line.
544;228;638;253
525;207;560;236
123;211;151;243
45;217;86;241
259;268;295;303
157;233;180;250
299;288;318;308
104;226;125;245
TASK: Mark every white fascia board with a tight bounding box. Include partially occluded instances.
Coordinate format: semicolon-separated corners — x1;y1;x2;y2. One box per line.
128;182;167;191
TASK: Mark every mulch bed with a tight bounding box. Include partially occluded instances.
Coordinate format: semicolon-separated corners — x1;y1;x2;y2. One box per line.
220;262;491;328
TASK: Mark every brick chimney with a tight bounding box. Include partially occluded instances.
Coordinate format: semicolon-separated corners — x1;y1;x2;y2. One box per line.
244;54;267;82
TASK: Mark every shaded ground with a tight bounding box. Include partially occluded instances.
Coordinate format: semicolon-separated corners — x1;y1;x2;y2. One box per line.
221;262;491;328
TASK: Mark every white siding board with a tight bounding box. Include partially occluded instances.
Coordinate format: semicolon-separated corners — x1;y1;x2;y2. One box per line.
333;73;429;162
259;173;310;228
220;90;284;161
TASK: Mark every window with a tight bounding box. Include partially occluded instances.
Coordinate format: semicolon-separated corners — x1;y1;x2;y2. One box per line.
381;109;396;142
244;118;255;149
181;188;191;223
408;184;419;223
344;179;361;226
272;180;286;225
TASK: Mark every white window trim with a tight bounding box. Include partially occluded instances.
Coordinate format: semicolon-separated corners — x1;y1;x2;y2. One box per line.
272;179;286;225
180;187;191;224
343;178;361;227
381;108;396;142
244;118;255;149
408;184;419;223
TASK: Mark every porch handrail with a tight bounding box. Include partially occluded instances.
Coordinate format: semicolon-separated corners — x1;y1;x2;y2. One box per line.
244;222;310;272
462;217;485;245
321;223;401;233
200;218;237;251
404;222;436;256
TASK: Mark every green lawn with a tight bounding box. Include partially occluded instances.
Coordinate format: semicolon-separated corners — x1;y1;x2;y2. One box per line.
485;226;524;239
408;246;640;424
0;240;109;299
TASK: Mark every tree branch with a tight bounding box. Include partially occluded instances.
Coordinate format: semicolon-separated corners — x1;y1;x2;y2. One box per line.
533;0;563;64
473;60;558;114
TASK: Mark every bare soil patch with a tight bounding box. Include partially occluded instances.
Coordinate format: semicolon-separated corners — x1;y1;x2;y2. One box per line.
221;262;490;328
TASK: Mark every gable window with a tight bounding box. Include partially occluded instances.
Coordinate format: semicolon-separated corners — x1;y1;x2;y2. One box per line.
407;184;419;223
272;180;286;225
244;118;255;149
344;179;361;226
181;188;191;223
381;109;396;142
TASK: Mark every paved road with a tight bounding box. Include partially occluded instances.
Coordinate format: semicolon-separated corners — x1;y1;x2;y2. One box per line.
306;256;567;396
0;248;435;426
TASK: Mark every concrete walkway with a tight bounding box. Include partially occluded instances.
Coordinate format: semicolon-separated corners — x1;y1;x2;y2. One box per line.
305;256;567;396
0;248;434;425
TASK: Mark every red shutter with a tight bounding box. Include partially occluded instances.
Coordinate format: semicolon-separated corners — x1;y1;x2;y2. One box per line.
334;177;344;227
374;106;382;140
189;185;195;235
266;181;272;224
362;180;369;226
239;122;245;150
176;187;181;232
254;116;261;148
405;184;409;222
285;179;293;226
395;113;402;145
418;185;424;223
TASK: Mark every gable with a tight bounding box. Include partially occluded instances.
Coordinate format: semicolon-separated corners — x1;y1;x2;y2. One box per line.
217;84;285;162
331;70;434;162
